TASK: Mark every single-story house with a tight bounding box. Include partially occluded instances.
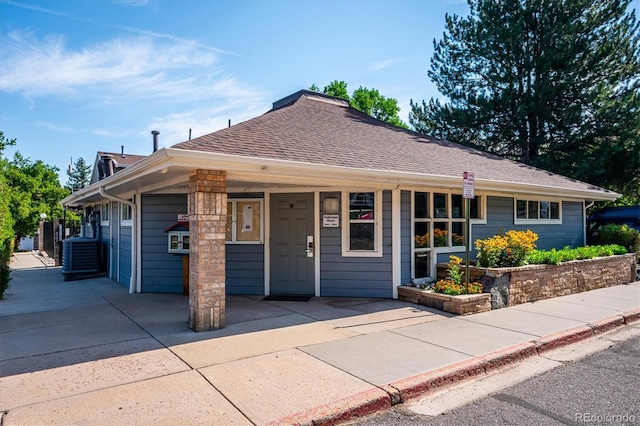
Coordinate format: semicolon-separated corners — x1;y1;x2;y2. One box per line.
61;90;618;331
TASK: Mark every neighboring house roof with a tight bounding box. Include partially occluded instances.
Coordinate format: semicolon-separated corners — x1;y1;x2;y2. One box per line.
173;90;612;197
90;151;147;184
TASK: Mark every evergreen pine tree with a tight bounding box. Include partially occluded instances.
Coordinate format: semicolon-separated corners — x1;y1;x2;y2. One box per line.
411;0;640;200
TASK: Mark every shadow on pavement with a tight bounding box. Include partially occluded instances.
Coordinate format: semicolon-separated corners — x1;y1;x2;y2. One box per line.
1;263;450;377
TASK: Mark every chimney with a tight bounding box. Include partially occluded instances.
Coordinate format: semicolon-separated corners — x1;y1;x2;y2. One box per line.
151;130;160;152
101;154;114;177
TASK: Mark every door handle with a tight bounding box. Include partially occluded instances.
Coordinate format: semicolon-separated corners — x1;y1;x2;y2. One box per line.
305;236;314;257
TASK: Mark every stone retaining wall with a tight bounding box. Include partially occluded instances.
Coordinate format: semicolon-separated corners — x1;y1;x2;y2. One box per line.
397;286;491;315
437;254;636;309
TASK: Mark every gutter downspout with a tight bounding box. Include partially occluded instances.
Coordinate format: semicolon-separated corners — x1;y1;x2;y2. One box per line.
584;200;595;245
99;187;138;294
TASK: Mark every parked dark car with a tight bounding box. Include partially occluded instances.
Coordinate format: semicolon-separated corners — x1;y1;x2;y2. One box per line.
586;206;640;244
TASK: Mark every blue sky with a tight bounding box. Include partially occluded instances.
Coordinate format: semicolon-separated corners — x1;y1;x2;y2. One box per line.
0;0;470;184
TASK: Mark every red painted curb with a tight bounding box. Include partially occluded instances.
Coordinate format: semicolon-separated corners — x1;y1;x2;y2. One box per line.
623;307;640;324
390;358;486;402
589;315;625;334
268;387;391;426
479;342;538;372
534;325;594;353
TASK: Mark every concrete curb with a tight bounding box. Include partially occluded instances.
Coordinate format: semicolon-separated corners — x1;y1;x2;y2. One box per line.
268;388;391;426
534;325;595;353
273;308;638;425
623;307;640;324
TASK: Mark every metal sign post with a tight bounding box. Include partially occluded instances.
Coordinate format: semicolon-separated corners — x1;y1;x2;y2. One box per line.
463;172;475;293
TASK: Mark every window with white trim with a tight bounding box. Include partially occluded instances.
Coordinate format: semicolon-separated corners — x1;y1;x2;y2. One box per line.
225;199;263;243
515;199;561;224
99;203;109;226
413;191;482;280
342;191;383;257
121;202;132;226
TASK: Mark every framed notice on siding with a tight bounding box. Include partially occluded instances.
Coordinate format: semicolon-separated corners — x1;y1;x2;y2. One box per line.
236;201;261;242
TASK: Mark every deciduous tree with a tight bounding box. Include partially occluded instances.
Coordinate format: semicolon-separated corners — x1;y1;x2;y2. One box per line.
310;81;408;128
2;147;69;248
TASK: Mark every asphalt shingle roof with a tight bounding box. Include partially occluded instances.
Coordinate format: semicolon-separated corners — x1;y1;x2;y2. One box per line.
173;90;612;195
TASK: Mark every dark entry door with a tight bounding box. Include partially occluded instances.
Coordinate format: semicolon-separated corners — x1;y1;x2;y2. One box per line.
270;193;315;295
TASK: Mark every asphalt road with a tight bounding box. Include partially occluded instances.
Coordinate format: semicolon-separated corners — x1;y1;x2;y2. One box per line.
351;334;640;425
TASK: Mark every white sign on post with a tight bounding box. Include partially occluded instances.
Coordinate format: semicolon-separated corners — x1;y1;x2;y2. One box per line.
463;171;475;199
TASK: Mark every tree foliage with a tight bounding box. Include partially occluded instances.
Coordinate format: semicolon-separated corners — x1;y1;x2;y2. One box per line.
66;157;92;192
0;132;70;248
410;0;640;200
310;81;409;128
0;132;16;298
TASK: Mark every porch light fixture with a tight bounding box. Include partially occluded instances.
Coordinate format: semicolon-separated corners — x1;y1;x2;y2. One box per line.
323;197;340;214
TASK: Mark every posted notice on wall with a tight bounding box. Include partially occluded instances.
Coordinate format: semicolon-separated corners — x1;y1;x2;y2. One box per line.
323;214;339;228
242;205;254;232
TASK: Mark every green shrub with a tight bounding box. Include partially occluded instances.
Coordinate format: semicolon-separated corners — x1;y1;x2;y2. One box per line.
527;244;628;266
0;238;11;300
593;223;640;257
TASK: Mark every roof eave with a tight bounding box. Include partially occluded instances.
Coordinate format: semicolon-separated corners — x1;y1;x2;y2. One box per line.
61;147;619;207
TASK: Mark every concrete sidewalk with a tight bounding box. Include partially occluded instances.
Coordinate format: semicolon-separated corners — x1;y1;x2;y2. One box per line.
1;252;639;425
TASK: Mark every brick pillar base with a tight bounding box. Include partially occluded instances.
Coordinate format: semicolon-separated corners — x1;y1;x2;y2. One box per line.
188;169;227;331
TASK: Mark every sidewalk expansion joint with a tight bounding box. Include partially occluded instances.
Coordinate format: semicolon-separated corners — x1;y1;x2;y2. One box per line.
195;370;257;426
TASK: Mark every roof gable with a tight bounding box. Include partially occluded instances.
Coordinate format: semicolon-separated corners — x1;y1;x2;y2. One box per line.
90;151;148;184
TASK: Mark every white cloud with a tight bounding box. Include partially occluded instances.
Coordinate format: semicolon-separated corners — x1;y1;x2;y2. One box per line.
0;31;220;99
369;57;403;71
114;0;149;6
146;94;270;147
35;121;76;133
3;0;233;54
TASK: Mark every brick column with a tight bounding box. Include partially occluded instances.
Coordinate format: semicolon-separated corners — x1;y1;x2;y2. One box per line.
188;169;227;331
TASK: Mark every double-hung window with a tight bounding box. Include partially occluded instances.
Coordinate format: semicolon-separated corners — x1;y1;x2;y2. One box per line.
342;191;383;257
99;203;109;226
121;202;133;227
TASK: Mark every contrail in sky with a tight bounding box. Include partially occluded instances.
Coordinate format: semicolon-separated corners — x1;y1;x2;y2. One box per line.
1;0;238;55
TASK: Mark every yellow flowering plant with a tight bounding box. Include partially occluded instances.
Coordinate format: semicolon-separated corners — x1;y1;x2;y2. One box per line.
475;230;539;267
433;255;483;295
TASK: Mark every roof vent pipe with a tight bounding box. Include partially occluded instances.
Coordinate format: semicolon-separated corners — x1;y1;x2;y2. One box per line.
121;145;126;158
151;130;160;153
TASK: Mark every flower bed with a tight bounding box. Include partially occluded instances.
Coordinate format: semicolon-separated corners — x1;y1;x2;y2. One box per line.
437;253;637;309
397;286;491;315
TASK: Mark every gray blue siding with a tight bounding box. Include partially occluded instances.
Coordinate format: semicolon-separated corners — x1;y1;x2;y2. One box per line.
227;244;264;294
141;194;188;293
400;190;412;285
118;225;132;285
472;197;584;253
139;193;265;294
99;224;110;273
224;192;265;295
319;191;393;298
